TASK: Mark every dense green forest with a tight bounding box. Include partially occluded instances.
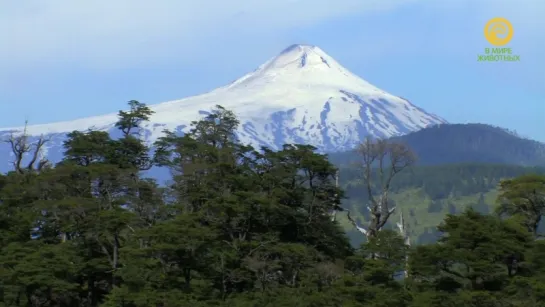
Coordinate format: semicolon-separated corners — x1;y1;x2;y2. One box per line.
328;123;545;166
1;101;545;306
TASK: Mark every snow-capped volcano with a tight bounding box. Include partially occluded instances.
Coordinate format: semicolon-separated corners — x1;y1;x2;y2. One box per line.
0;44;446;171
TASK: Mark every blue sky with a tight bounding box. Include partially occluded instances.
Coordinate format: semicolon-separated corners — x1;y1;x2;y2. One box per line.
1;0;544;140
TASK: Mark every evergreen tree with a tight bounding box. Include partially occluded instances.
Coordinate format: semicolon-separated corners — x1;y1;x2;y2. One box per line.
2;104;545;306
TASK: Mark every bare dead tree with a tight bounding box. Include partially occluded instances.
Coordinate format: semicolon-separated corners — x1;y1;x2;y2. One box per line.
329;169;369;234
4;121;50;174
346;137;415;239
345;209;369;235
396;211;411;278
330;170;340;222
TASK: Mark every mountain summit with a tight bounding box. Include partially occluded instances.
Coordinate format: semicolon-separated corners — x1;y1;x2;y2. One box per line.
225;44;375;89
0;44;446;170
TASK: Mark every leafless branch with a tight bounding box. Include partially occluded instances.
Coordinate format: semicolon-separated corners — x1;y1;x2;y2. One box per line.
4;121;50;174
330;170;340;222
346;209;368;236
396;211;411;278
354;137;415;239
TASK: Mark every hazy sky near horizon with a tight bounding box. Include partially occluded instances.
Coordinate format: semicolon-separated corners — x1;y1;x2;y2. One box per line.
1;0;544;140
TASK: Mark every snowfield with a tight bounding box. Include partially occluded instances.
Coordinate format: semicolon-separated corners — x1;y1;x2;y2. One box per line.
0;44;446;171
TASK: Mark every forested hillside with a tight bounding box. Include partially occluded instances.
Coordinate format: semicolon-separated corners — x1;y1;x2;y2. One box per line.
1;102;545;306
336;163;545;246
328;123;545;166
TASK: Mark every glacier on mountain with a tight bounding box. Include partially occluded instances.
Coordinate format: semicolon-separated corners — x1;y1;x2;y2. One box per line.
0;44;446;172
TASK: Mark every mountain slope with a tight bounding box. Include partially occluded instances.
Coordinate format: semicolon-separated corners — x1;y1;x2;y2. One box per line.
328;123;545;166
0;44;445;172
335;163;545;246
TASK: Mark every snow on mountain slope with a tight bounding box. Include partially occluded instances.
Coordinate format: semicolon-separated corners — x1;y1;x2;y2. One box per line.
0;44;446;171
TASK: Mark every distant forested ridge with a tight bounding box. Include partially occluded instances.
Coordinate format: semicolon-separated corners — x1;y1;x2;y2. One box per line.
328;123;545;166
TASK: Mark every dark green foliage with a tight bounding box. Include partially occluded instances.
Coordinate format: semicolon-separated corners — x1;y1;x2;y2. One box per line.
496;174;545;236
408;209;541;306
115;100;154;137
2;105;545;306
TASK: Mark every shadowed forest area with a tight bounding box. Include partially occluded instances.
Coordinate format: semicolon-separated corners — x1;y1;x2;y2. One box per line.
1;102;545;306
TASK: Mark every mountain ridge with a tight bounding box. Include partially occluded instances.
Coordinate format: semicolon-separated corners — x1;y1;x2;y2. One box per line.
328;123;545;167
0;44;445;172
